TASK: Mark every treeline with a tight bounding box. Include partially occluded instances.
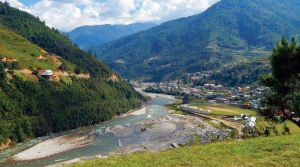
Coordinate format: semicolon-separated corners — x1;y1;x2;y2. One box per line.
0;2;110;78
0;63;144;144
209;62;270;87
144;86;183;96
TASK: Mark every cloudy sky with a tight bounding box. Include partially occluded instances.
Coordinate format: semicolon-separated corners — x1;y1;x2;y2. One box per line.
1;0;219;31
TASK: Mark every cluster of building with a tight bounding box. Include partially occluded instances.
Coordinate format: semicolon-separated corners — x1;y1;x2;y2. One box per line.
182;71;214;82
144;81;269;111
133;80;262;129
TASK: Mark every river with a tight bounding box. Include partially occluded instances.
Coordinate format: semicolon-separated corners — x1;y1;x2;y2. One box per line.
0;93;177;167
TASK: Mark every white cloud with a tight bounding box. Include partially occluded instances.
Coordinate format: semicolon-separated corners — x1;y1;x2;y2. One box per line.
1;0;30;11
1;0;219;31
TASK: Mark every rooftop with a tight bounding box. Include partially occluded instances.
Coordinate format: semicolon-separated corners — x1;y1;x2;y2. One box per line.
41;70;53;76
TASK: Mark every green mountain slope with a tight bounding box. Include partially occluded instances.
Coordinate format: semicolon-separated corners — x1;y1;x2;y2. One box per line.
0;2;110;78
92;0;300;83
0;2;143;146
69;23;156;49
0;27;75;71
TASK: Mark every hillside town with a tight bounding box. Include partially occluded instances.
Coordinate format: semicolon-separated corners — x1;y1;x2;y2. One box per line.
140;75;269;111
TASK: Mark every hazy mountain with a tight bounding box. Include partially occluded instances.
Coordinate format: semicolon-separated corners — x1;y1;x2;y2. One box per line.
92;0;300;82
69;23;156;49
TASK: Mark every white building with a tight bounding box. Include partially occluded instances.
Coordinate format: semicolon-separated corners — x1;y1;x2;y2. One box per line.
41;70;54;80
245;117;256;128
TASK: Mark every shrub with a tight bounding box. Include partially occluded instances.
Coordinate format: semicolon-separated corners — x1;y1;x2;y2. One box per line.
242;120;279;138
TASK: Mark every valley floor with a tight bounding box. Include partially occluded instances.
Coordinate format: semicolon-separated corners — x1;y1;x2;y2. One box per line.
69;132;300;167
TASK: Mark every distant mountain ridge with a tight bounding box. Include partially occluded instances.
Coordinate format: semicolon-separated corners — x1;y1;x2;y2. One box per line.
69;22;156;49
92;0;300;83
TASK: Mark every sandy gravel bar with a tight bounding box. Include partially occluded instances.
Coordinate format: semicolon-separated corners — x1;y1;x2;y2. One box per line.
130;107;147;116
12;132;93;161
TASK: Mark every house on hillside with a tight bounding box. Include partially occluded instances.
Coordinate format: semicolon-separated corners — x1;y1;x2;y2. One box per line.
41;70;53;80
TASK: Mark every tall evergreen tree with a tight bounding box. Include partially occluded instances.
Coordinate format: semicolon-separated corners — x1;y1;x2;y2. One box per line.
261;38;300;127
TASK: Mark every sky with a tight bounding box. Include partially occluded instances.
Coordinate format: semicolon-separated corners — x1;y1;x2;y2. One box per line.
1;0;220;31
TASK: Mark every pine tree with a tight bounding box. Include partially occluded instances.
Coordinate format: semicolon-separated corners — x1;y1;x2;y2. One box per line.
261;38;300;127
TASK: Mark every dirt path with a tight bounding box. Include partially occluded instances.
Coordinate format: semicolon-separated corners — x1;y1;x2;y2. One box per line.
180;110;243;136
210;116;244;135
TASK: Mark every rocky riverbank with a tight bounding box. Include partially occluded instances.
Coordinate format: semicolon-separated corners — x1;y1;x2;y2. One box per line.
11;130;94;161
49;111;231;167
114;113;230;153
3;92;231;167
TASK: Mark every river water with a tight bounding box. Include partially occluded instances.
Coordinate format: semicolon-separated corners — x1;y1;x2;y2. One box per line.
0;94;176;167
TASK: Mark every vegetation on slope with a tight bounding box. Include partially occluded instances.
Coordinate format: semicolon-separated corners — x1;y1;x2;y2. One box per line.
0;66;143;144
0;27;76;71
209;61;270;87
92;0;300;83
0;2;110;78
0;2;144;145
261;38;300;127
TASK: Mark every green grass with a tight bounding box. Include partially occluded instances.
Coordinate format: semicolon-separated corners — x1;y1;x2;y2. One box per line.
207;121;224;129
60;58;76;72
60;76;73;85
0;28;77;72
172;110;189;115
0;28;58;70
70;128;300;167
276;121;300;135
190;101;257;116
14;71;30;81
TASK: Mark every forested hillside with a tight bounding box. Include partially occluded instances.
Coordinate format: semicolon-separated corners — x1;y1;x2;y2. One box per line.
69;23;156;49
0;2;144;146
0;72;142;144
0;2;110;78
0;27;77;71
92;0;300;84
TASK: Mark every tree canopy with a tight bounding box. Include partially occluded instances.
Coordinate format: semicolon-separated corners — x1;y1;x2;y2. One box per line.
0;71;144;144
261;38;300;127
0;63;6;80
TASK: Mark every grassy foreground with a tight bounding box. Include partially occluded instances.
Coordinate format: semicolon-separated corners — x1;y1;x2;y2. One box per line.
70;124;300;167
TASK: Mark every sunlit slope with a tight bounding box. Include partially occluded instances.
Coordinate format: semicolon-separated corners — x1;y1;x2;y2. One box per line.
0;28;64;70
